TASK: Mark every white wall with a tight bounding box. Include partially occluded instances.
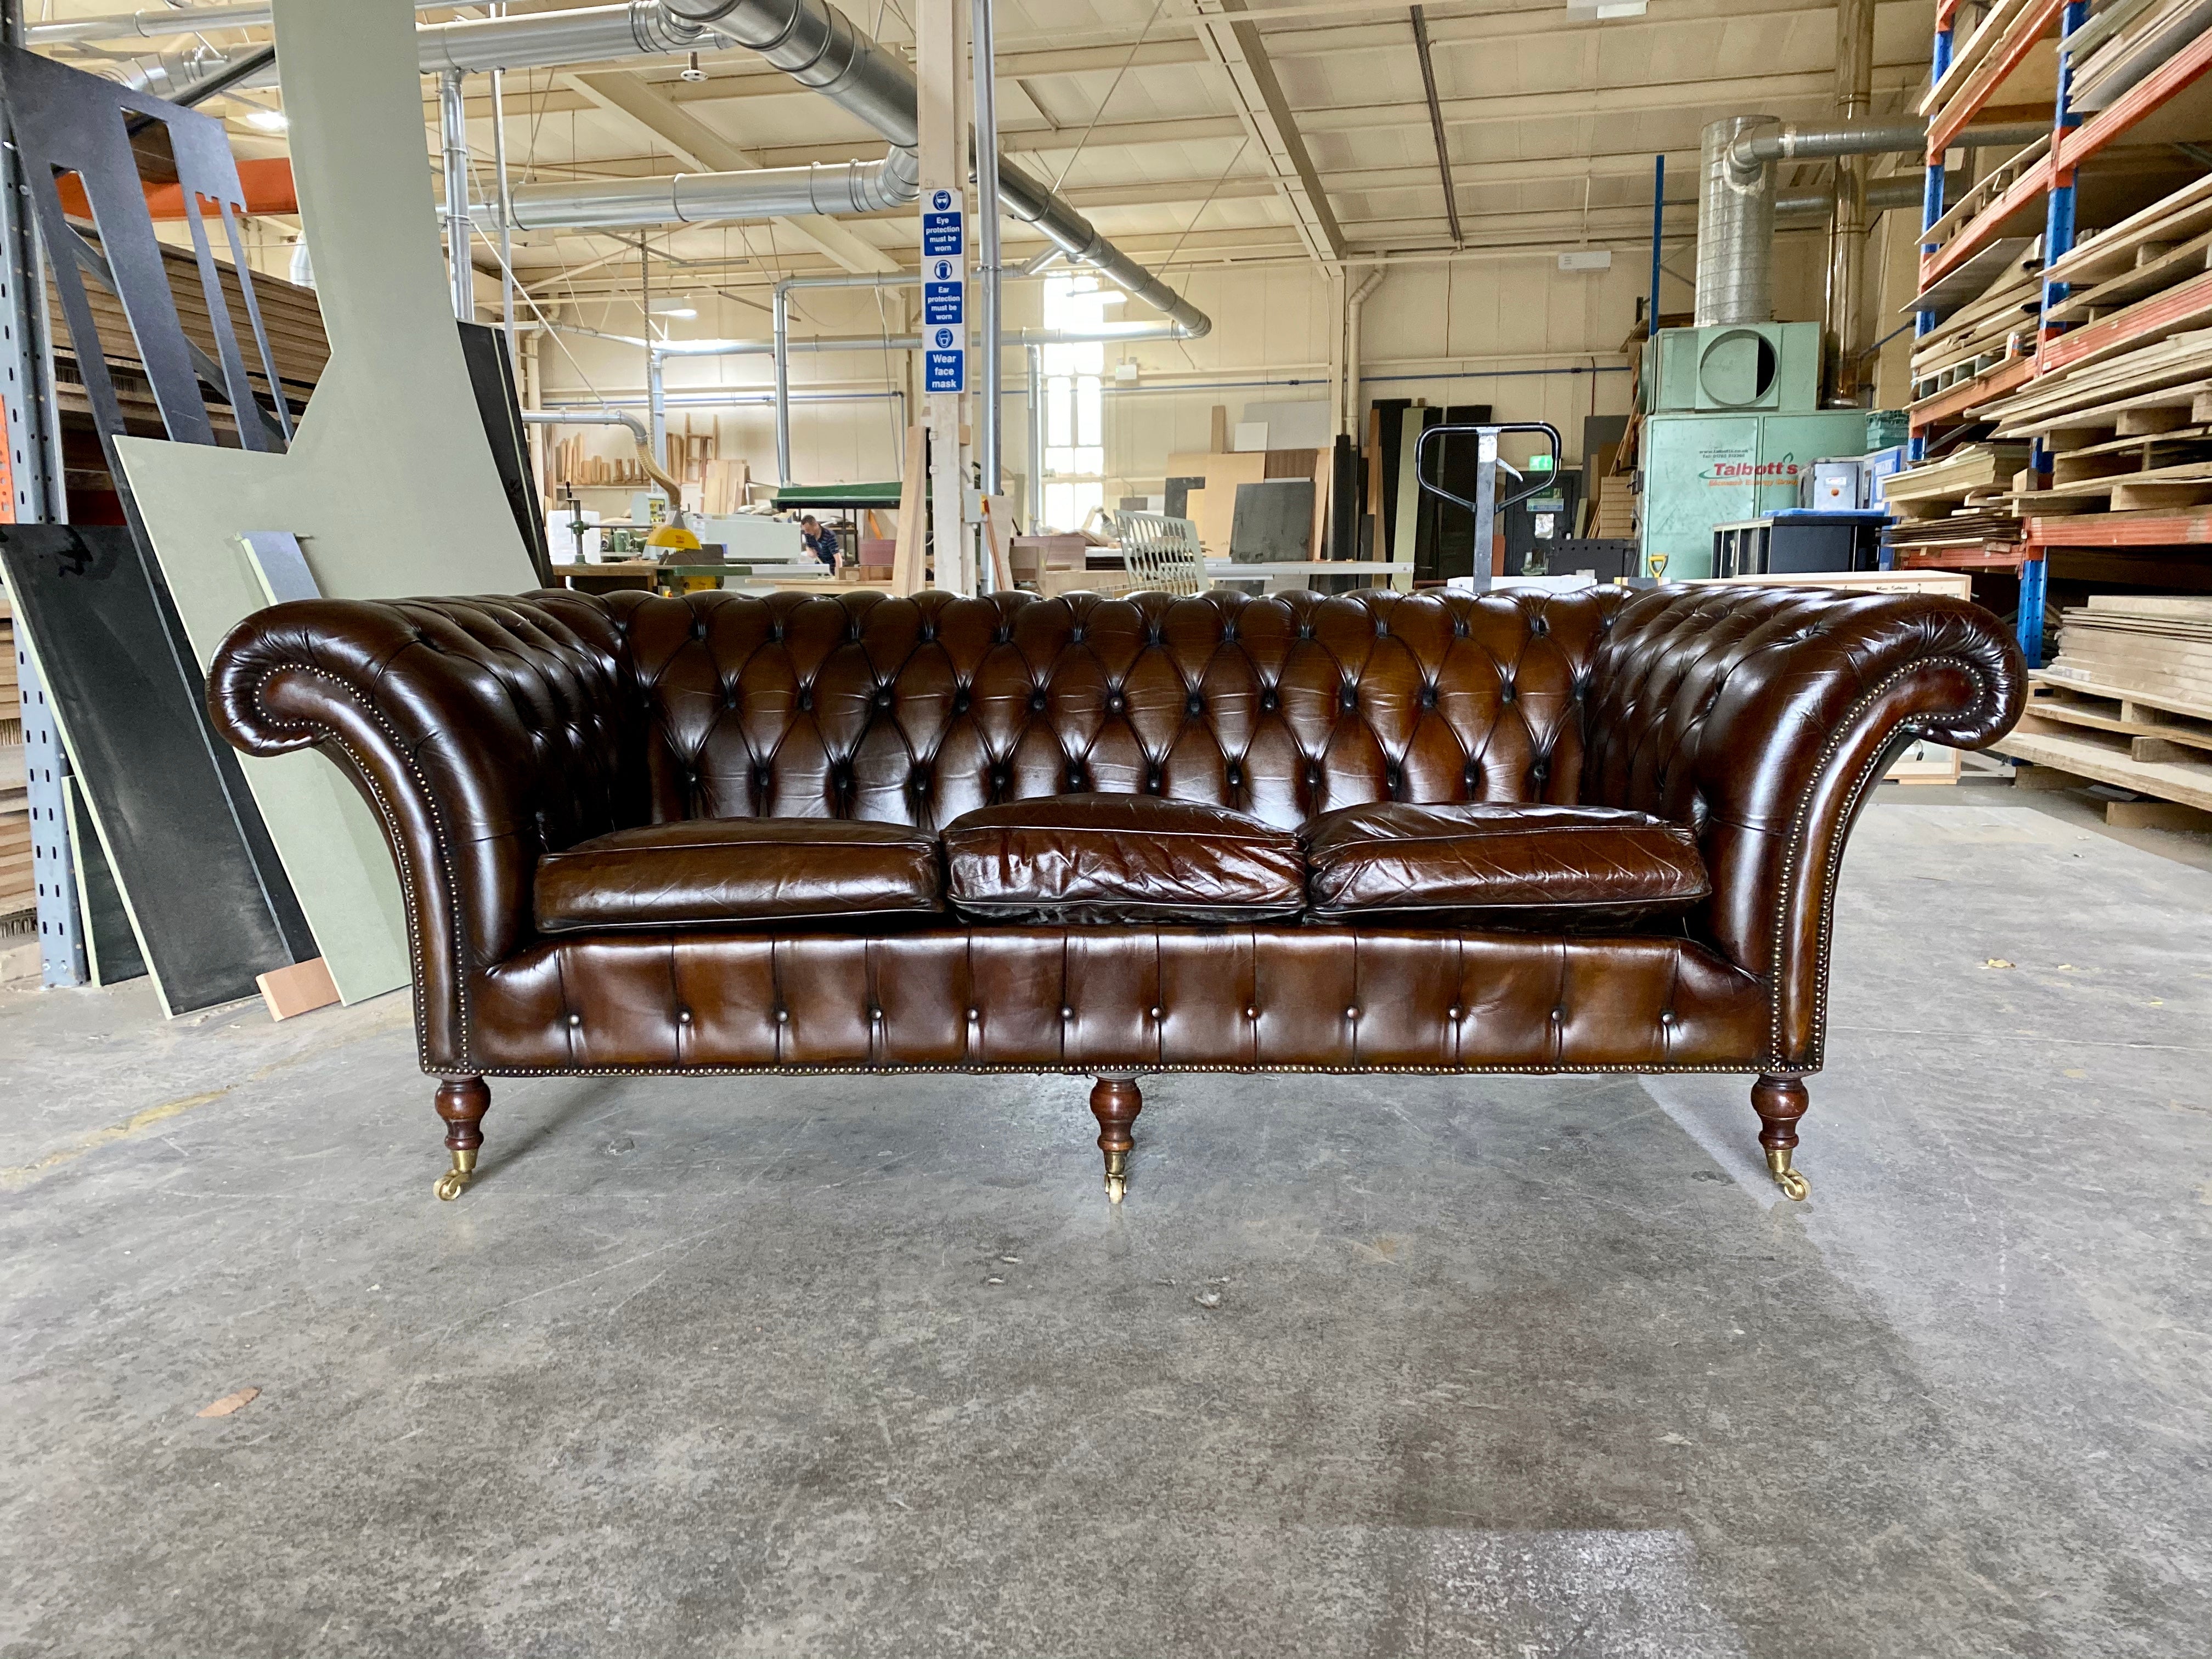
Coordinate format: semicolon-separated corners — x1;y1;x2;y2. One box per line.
532;227;1838;512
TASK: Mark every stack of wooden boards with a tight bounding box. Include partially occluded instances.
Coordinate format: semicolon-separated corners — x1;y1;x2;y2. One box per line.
2067;0;2212;111
2000;595;2212;818
47;238;328;429
549;435;654;492
1;592;29;932
1878;442;2030;565
1167;448;1331;560
1982;174;2212;522
1908;240;2041;403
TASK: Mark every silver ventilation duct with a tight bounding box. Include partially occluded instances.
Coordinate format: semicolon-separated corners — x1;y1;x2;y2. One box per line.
1695;115;1779;326
1696;116;2049;328
674;0;1211;335
43;0;1210;338
498;147;922;229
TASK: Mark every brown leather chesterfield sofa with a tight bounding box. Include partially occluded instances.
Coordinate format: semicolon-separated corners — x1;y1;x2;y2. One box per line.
208;584;2022;1205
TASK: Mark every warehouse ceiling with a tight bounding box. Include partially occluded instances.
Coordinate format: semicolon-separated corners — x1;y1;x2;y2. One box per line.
33;0;1936;297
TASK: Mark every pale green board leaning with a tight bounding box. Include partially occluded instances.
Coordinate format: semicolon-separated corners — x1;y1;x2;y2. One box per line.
115;0;538;1005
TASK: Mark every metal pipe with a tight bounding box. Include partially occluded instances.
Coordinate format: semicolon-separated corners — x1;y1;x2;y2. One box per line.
1830;0;1876;403
972;0;1003;494
495;149;921;230
1695;114;1780;325
690;0;1209;335
773;283;793;482
27;0;454;46
419;2;721;74
438;68;474;321
1343;266;1385;436
491;4;515;352
1026;342;1044;531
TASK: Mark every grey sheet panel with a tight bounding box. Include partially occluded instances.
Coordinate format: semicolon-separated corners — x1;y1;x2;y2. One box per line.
0;523;308;1014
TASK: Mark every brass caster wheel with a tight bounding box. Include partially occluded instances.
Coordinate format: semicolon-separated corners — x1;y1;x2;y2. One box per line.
1103;1148;1128;1206
434;1148;478;1202
1765;1148;1810;1202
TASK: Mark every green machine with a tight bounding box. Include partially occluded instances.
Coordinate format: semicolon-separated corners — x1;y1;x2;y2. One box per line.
1639;321;1870;579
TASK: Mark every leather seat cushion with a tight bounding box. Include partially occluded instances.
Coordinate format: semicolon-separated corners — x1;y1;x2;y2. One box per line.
1301;802;1709;930
943;794;1306;924
535;817;943;933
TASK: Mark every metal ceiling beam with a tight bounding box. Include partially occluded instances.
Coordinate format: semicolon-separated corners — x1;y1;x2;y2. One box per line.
557;67;896;272
1188;0;1344;263
1407;6;1459;247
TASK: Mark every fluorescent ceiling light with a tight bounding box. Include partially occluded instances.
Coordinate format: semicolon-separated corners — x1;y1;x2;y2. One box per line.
651;299;698;318
1566;0;1646;16
242;109;288;132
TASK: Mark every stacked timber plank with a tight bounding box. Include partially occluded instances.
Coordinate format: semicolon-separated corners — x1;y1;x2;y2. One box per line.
2068;0;2212;111
0;593;29;929
47;235;327;427
1909;243;2043;403
2001;595;2212;811
1878;443;2031;565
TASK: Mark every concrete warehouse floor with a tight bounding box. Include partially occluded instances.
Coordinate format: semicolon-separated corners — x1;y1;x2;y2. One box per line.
2;786;2209;1659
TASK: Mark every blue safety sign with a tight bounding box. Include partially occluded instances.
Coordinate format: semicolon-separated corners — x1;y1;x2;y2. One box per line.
923;281;963;325
921;212;963;257
925;350;964;392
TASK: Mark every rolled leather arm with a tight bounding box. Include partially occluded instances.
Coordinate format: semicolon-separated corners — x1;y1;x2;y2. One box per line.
1581;585;2024;1069
208;591;645;1071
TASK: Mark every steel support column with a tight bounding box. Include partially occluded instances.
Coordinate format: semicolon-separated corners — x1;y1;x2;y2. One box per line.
0;0;85;986
439;67;474;320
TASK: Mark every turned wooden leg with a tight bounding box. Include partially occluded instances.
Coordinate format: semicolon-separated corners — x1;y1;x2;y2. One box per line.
432;1076;490;1201
1088;1075;1143;1205
1752;1074;1811;1201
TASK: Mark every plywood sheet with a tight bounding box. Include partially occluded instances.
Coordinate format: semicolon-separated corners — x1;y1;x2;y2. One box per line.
113;0;540;1005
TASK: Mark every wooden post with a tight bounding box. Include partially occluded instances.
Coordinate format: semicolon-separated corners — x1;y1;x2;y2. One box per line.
916;0;974;595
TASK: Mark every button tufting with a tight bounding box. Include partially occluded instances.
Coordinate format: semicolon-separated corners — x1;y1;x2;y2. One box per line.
1344;1006;1359;1019
1186;693;1204;715
798;688;813;712
870;1007;884;1023
678;1009;693;1024
875;688;893;710
1245;1006;1259;1019
1260;689;1279;712
953;689;972;713
966;1007;980;1022
1448;1006;1462;1019
1031;690;1048;712
567;1013;582;1028
1149;1006;1163;1019
1060;1006;1074;1019
776;1008;789;1023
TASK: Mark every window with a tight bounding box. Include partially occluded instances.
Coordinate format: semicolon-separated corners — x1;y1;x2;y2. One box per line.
1037;275;1107;530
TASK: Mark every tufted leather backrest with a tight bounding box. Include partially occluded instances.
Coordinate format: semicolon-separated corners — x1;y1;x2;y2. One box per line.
602;585;1628;832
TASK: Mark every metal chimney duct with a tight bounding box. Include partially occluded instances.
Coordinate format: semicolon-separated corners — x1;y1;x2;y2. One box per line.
1695;115;1780;326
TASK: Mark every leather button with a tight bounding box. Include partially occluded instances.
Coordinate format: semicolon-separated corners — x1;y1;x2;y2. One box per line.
567;1013;582;1028
1107;693;1125;713
953;690;971;713
874;688;893;710
1260;691;1278;712
797;687;813;712
1344;1006;1359;1019
1447;1006;1462;1019
1245;1006;1259;1019
869;1007;884;1023
1060;1006;1074;1019
1149;1006;1163;1019
677;1009;693;1024
1420;685;1437;708
1499;682;1516;704
1031;690;1048;712
966;1007;980;1022
775;1008;789;1023
1186;694;1204;715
